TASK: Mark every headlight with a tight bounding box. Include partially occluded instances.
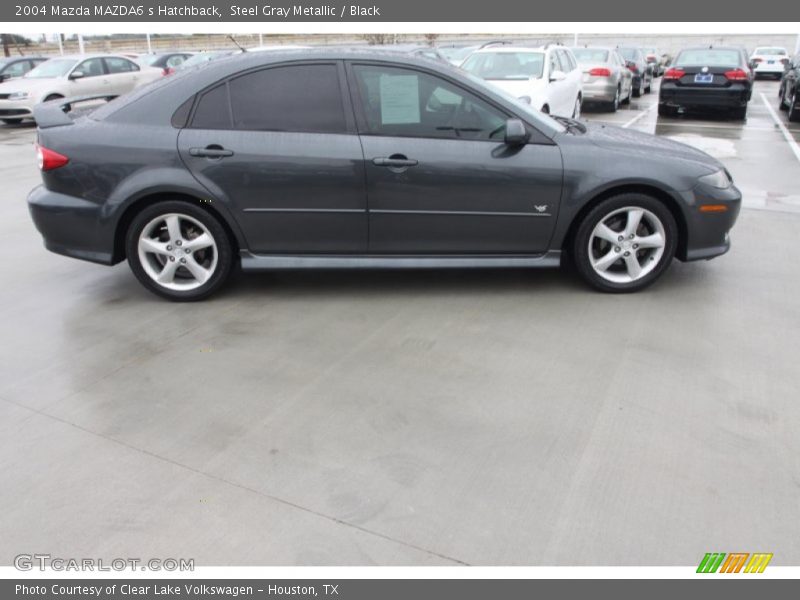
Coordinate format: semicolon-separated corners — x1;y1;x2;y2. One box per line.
698;169;732;189
8;91;29;100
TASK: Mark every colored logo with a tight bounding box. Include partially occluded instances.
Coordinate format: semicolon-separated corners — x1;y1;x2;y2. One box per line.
697;552;773;573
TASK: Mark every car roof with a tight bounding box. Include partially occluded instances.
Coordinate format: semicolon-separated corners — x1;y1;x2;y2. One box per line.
569;46;616;52
679;46;741;52
49;53;135;60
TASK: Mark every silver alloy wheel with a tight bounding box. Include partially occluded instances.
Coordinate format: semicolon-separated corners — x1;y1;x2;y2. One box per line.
137;213;218;291
588;206;666;284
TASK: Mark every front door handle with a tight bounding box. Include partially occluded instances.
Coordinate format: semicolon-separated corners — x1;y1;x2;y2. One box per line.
189;145;234;159
372;156;418;168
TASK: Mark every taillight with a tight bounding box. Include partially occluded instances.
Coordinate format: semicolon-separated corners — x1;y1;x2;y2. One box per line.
752;57;763;63
724;68;749;81
627;64;638;72
646;54;656;61
663;68;685;80
588;67;612;77
162;67;175;76
35;143;69;171
781;58;790;65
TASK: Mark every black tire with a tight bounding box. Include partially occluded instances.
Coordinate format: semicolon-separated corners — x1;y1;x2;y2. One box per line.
658;103;677;117
1;118;22;125
608;87;621;112
633;80;642;97
125;200;234;301
789;92;800;123
779;85;788;110
732;105;747;120
645;77;652;93
572;194;678;293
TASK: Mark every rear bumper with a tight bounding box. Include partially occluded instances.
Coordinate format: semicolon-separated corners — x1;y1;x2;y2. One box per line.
582;80;618;102
27;185;116;265
659;85;750;109
679;184;743;261
753;63;784;74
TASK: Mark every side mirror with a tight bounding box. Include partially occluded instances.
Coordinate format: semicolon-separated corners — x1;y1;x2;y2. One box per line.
549;70;566;82
69;71;85;80
504;118;528;146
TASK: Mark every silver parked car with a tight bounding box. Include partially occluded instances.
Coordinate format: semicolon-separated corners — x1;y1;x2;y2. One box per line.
570;47;633;111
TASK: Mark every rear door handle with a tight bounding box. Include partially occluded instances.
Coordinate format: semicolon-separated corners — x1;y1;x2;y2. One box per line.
372;156;418;168
189;146;234;158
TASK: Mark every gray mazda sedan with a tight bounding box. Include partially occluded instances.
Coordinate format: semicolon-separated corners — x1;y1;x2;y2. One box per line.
27;49;741;301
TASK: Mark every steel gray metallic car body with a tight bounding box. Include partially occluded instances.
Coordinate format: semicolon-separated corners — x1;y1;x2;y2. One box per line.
28;49;740;275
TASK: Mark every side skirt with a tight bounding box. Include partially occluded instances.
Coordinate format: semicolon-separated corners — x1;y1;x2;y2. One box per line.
240;251;562;270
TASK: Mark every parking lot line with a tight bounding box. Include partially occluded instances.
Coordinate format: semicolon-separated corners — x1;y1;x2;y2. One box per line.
760;92;800;164
622;103;657;128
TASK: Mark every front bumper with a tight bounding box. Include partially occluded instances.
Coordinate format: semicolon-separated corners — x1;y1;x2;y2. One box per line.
679;183;742;261
659;85;750;109
0;98;36;119
27;185;116;265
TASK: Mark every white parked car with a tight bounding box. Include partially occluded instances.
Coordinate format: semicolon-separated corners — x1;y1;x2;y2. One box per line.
749;47;789;78
460;45;583;118
0;54;162;125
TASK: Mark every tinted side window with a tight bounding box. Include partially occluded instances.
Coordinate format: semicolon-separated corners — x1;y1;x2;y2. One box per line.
191;84;232;129
228;64;346;133
4;61;28;77
105;57;138;73
352;64;507;141
558;50;575;72
76;58;105;78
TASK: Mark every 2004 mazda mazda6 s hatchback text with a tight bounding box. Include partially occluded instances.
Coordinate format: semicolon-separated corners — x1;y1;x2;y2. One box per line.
27;49;742;301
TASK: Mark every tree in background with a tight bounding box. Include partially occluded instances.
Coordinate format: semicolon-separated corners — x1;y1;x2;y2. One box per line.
359;34;399;45
424;34;440;47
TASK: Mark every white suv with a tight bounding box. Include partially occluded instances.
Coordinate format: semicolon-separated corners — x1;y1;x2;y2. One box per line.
461;45;583;118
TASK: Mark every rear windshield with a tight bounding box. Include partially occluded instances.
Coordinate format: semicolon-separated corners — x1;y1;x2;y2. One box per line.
617;48;639;61
461;52;545;80
754;47;786;55
674;49;740;68
571;49;609;63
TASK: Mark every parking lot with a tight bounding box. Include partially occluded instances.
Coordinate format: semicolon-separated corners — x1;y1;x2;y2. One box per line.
1;76;799;566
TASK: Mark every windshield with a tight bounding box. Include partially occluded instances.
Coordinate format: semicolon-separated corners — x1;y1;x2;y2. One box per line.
176;52;230;69
617;48;639;61
439;46;476;63
642;48;657;55
571;49;609;63
24;58;76;78
461;52;545;80
140;54;162;66
675;49;740;68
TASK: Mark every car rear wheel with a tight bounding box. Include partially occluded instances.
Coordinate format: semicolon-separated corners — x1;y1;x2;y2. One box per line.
125;201;234;301
572;95;582;118
658;103;677;117
633;79;642;97
789;91;800;123
609;87;620;112
1;119;23;125
572;194;677;293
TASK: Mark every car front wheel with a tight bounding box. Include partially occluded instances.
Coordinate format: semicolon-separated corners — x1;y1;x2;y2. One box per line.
125;201;234;301
572;194;677;293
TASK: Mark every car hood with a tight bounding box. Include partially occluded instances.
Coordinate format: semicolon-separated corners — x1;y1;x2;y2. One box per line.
484;78;546;97
582;122;722;172
0;77;61;95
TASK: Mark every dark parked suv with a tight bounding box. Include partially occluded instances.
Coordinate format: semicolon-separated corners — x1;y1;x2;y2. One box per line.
779;52;800;122
28;50;741;300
